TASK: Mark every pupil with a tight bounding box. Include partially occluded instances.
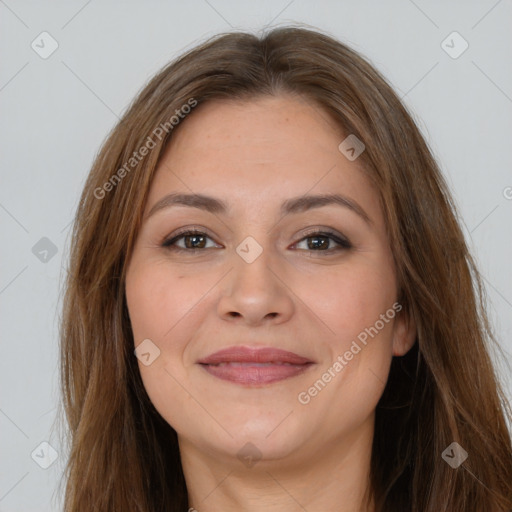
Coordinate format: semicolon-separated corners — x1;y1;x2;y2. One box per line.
308;236;328;250
182;235;330;250
186;235;205;249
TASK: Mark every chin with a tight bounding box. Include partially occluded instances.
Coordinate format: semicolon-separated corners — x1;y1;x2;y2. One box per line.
215;417;309;461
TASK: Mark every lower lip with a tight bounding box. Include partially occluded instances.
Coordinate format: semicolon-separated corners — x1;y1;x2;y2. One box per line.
199;362;313;385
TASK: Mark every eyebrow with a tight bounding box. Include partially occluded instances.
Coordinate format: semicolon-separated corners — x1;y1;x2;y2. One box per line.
145;192;372;224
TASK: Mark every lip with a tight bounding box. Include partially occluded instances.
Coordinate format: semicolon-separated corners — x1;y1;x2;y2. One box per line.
197;346;315;386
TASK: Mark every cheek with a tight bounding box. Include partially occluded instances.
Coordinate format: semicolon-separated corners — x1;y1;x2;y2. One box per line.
301;263;397;419
126;261;196;342
302;262;397;347
295;262;396;414
126;262;198;431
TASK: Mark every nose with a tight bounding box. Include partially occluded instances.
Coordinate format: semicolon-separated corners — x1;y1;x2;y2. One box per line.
216;243;295;326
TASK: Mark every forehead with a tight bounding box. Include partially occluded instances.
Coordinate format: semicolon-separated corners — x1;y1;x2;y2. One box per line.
145;95;381;225
164;95;344;168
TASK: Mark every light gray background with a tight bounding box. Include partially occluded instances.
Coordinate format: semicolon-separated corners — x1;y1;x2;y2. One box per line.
1;1;511;510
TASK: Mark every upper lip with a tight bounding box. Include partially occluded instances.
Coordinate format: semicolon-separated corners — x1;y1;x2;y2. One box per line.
197;346;314;365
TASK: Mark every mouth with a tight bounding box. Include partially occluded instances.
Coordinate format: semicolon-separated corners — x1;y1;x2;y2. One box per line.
197;346;315;386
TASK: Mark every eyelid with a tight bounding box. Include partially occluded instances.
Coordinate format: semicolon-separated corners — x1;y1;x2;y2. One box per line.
161;226;220;248
292;227;352;250
298;227;350;243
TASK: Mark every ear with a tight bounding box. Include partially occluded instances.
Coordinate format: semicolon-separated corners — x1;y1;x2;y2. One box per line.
392;305;417;357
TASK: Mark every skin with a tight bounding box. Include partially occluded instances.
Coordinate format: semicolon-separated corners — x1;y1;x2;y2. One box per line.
125;94;416;512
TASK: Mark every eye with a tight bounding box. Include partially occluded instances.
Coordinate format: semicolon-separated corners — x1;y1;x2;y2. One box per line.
293;230;352;252
162;229;220;251
161;228;352;254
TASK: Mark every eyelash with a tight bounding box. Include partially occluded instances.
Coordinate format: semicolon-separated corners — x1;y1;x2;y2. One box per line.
161;228;352;254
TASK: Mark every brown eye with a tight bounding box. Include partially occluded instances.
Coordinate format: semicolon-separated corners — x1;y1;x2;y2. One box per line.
294;231;352;252
162;230;219;251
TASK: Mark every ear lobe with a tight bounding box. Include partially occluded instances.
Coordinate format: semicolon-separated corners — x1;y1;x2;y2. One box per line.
392;308;417;357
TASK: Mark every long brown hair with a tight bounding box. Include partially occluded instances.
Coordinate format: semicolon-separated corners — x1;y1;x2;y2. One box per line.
59;26;512;511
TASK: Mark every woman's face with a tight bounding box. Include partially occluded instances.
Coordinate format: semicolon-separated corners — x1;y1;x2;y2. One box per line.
125;95;415;467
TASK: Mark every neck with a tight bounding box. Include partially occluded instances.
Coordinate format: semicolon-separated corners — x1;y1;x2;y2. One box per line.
179;415;376;512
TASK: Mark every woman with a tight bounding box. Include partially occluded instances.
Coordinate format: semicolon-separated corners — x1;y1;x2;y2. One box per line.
60;26;512;511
